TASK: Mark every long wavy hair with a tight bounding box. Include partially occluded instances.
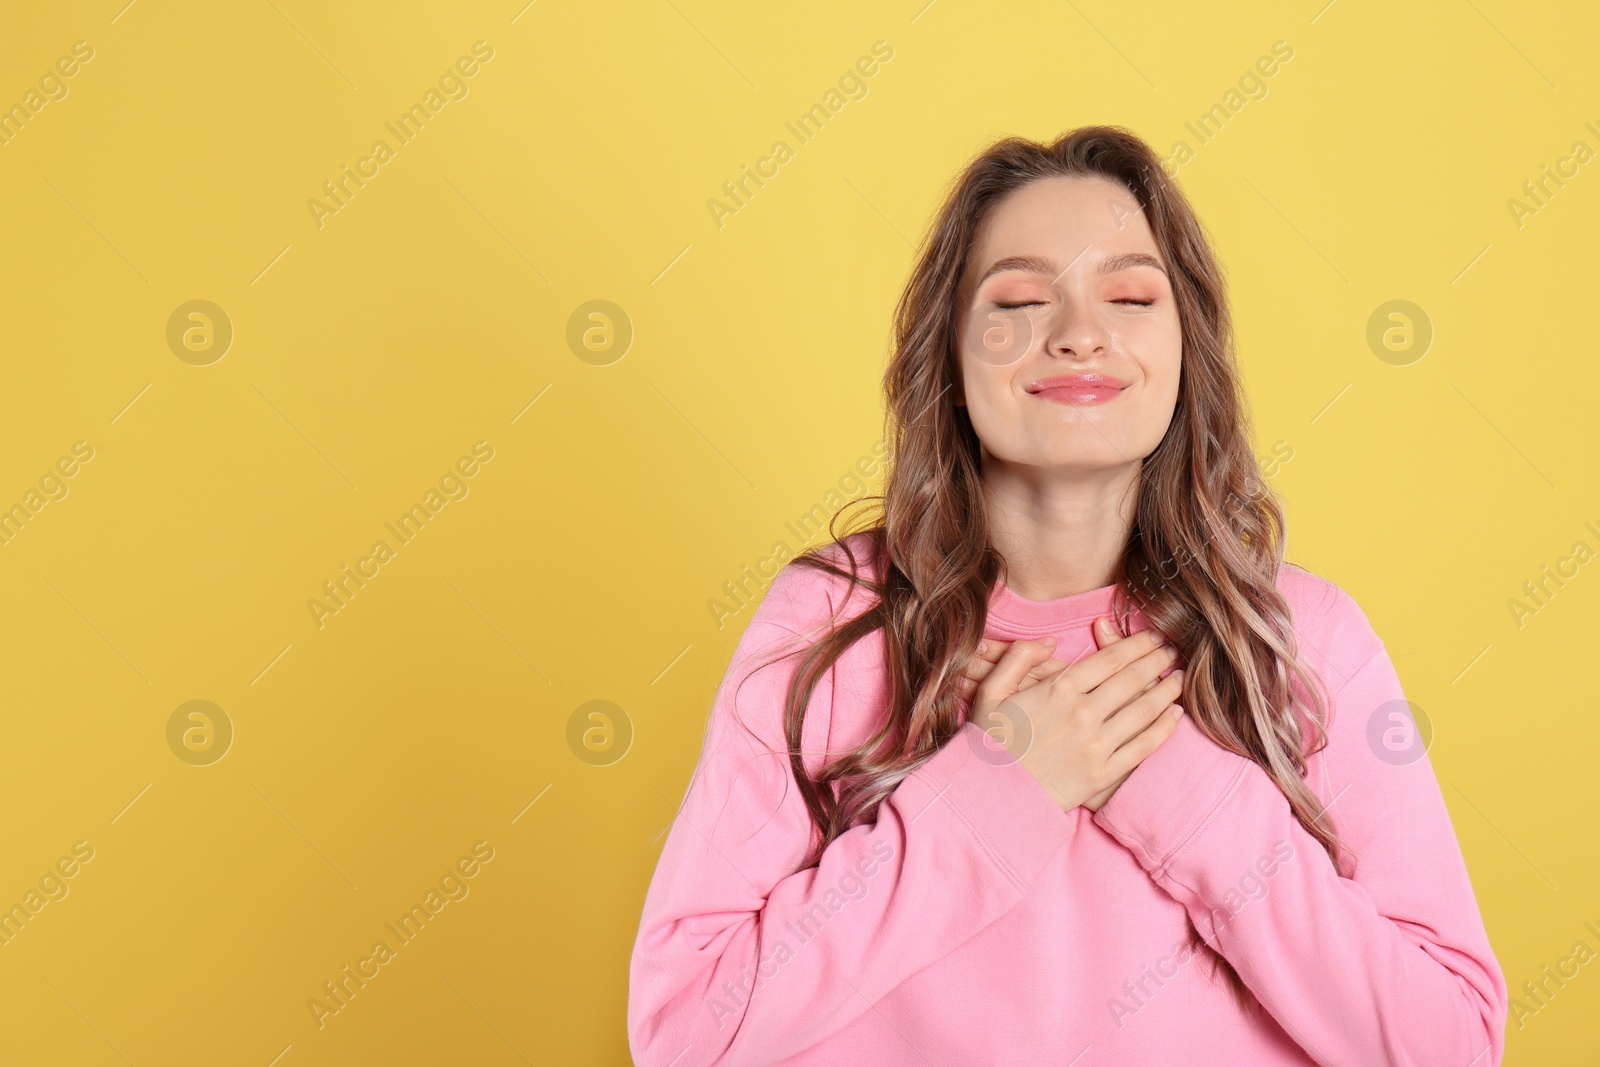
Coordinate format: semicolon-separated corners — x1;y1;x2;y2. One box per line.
740;125;1345;1013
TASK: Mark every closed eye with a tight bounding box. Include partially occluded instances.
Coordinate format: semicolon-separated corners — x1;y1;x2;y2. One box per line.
994;299;1154;308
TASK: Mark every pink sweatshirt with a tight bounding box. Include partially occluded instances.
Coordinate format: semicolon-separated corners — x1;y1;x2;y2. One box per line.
628;534;1507;1066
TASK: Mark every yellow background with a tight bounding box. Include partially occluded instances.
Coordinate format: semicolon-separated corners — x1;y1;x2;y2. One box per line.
1;0;1596;1063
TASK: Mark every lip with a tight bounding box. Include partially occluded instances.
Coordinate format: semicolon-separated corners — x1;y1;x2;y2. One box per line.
1025;373;1128;405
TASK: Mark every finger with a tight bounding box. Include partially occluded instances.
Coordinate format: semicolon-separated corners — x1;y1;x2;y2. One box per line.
1091;615;1162;647
1101;670;1185;748
1054;623;1166;696
1091;615;1125;650
960;639;1010;684
959;665;1055;700
962;650;999;682
1087;644;1182;719
1113;633;1164;694
973;637;1057;704
1099;703;1183;786
1030;660;1069;686
960;675;1049;710
1096;670;1162;706
964;646;1067;685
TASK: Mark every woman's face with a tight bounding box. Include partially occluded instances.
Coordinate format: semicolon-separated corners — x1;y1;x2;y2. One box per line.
954;175;1183;476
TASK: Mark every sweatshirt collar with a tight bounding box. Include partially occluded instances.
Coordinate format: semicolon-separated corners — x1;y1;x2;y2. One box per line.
986;574;1132;633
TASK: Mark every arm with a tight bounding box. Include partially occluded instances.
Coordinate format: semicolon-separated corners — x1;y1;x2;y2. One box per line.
1091;588;1508;1067
627;593;1078;1067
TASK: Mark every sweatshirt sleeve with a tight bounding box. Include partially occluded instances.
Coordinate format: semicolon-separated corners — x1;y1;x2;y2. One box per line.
627;566;1078;1067
1091;584;1508;1067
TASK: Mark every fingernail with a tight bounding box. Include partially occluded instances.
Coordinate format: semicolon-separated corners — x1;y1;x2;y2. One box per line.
1042;635;1056;644
977;640;987;653
1171;705;1185;719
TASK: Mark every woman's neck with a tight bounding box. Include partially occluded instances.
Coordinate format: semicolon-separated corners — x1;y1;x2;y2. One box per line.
981;455;1140;601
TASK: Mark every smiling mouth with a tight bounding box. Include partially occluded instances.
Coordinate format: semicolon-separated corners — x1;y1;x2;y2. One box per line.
1025;374;1128;405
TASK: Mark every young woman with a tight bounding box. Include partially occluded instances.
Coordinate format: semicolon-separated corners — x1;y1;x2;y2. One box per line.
627;126;1507;1066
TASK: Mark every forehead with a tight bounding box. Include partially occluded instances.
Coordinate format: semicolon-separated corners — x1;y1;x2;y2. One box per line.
968;175;1159;272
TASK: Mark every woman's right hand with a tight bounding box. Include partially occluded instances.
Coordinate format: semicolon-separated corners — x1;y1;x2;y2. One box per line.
965;627;1185;813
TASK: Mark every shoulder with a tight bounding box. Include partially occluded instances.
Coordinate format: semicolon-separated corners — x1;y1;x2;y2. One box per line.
1275;561;1387;682
747;530;887;642
719;532;889;763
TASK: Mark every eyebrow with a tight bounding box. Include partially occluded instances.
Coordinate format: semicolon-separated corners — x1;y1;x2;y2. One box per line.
976;251;1168;285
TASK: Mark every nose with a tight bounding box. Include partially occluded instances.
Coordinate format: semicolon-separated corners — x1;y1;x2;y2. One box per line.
1040;295;1111;362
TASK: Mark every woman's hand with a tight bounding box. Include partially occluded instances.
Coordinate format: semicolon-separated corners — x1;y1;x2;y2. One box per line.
958;636;1068;702
959;620;1185;813
1081;617;1186;808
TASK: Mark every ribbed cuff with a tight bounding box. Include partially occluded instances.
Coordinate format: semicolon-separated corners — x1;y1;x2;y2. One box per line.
1090;714;1252;876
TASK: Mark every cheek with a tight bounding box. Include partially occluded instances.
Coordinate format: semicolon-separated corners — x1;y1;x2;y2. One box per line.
1142;346;1185;439
1124;317;1183;388
962;310;1032;371
1116;305;1181;349
1115;320;1182;439
958;357;1001;413
1148;340;1183;393
956;360;1020;441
